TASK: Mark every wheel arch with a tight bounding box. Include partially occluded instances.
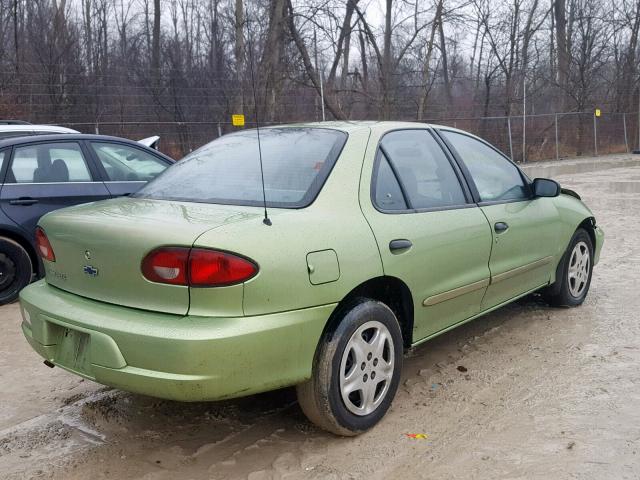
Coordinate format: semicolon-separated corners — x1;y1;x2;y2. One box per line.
577;216;597;248
549;216;596;293
323;276;414;349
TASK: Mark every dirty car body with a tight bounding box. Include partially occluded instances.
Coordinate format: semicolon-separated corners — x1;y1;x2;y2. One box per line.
19;122;604;435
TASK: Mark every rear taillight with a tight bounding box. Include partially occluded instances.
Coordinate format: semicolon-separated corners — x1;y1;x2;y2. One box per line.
35;227;55;262
141;247;189;285
141;247;258;287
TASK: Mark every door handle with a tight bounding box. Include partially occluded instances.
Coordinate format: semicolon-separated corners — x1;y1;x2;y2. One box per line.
494;222;509;233
9;197;38;206
389;239;412;252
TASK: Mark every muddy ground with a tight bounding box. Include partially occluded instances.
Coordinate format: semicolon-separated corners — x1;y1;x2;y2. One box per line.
1;162;639;480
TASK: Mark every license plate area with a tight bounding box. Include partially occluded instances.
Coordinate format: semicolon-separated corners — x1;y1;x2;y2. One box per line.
55;327;92;377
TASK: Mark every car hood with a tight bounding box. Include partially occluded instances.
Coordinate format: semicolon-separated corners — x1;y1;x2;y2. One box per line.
38;197;264;315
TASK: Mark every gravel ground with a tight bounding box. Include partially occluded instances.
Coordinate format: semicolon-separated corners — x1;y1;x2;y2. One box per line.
1;161;639;480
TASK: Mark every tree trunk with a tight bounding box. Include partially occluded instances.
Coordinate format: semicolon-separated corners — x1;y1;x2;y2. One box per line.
418;0;443;119
152;0;161;86
554;0;569;109
438;9;453;108
234;0;245;115
262;0;286;121
382;0;393;119
286;0;345;120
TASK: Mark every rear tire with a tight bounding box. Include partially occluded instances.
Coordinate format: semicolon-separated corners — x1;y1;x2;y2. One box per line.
0;237;33;305
544;228;594;307
296;299;403;436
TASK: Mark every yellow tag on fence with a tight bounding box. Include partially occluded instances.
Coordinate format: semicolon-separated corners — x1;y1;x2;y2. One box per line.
595;108;601;117
232;114;245;127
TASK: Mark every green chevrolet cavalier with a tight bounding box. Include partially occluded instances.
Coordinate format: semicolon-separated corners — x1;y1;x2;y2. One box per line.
20;122;604;435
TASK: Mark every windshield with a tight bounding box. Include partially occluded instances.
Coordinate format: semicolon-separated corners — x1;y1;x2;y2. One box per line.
135;128;347;208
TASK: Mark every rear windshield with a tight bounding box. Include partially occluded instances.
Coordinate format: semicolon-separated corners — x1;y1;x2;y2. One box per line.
135;128;347;208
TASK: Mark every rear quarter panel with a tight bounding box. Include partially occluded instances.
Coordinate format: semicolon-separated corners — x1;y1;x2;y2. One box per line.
191;127;384;317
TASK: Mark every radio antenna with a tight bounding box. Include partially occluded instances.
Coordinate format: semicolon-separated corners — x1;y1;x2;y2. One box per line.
244;2;271;226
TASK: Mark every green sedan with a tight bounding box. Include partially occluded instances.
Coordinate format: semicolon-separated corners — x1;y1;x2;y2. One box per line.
19;122;604;435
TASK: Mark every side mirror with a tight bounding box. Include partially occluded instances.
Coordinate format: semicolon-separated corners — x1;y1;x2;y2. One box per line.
533;178;561;198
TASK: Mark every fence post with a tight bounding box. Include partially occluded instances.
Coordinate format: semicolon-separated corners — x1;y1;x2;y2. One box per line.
555;113;559;161
623;113;629;153
507;116;514;160
522;113;526;163
593;113;598;156
217;122;222;137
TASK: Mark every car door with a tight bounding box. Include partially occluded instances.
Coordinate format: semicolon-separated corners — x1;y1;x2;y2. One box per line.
0;141;111;236
438;129;562;309
361;128;494;342
87;141;171;197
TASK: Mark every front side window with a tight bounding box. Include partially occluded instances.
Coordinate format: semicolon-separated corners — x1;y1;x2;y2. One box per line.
9;142;92;183
441;131;529;202
136;128;347;208
374;130;466;211
91;142;168;182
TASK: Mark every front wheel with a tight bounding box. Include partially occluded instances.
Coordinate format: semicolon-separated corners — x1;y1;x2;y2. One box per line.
545;228;594;307
296;299;403;436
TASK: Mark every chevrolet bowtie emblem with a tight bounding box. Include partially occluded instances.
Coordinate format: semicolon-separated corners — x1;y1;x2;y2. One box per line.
83;265;99;277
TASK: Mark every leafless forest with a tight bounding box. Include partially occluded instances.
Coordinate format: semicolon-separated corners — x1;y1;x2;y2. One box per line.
0;0;639;159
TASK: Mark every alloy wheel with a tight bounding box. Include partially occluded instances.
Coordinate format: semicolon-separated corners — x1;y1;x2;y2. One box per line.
339;320;394;416
568;241;590;298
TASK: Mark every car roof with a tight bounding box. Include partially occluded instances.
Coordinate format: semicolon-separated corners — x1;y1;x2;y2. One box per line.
258;120;465;133
277;121;491;143
0;133;175;162
0;124;79;134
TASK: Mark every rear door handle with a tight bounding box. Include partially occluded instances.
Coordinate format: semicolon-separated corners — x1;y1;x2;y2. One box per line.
494;222;509;233
9;197;38;206
389;239;412;252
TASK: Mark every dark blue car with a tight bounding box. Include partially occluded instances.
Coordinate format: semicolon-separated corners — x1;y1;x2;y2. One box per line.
0;134;174;304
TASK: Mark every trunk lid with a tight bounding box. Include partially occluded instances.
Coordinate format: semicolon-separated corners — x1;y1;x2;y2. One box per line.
39;197;262;315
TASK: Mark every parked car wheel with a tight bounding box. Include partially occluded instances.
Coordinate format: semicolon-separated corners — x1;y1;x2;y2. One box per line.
297;299;403;436
545;228;594;307
0;237;33;305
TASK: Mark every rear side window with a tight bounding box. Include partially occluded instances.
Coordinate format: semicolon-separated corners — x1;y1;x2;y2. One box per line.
0;150;6;176
441;131;528;202
8;142;92;183
91;142;168;182
374;130;466;211
136;128;347;208
374;154;408;210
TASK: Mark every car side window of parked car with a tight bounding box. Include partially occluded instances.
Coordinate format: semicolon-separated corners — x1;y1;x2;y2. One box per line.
374;130;467;211
91;142;167;182
0;149;6;173
441;131;529;203
8;142;92;183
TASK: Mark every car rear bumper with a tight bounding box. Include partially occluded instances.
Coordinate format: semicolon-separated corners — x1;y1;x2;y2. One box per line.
20;280;333;401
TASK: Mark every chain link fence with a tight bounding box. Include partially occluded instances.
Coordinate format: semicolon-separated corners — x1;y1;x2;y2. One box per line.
60;111;640;162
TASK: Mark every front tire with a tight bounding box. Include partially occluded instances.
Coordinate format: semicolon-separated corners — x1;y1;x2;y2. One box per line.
0;237;33;305
545;228;594;307
296;299;403;436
